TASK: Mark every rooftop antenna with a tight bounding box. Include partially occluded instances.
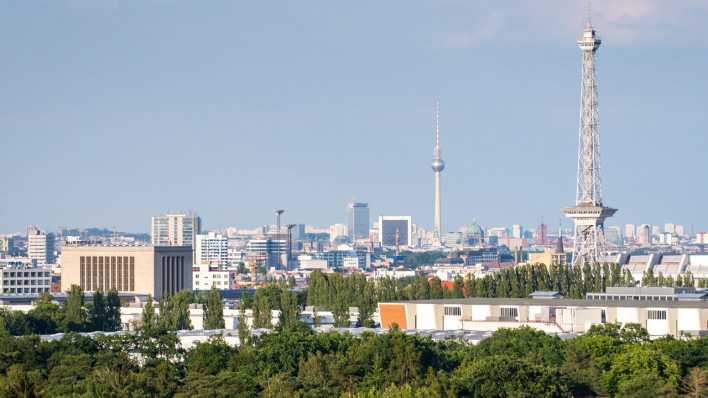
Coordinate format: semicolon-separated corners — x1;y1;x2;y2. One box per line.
586;0;593;26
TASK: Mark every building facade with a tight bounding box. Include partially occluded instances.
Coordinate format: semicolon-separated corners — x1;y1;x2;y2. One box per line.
61;245;193;298
195;232;229;267
378;216;412;247
151;213;201;247
346;202;370;240
0;258;51;295
27;226;55;266
379;288;708;338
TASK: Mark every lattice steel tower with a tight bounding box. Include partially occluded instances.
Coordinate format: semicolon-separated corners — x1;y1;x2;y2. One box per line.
563;21;617;266
431;101;445;247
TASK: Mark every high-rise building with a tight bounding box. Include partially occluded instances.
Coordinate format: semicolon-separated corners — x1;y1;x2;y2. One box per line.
563;20;617;265
676;225;686;237
378;216;412;247
151;213;201;247
625;224;636;240
652;225;661;237
534;223;548;245
431;102;445;246
27;226;55;266
664;223;675;234
195;232;229;268
0;236;17;256
511;224;523;239
330;224;348;242
637;225;652;246
346;202;370;240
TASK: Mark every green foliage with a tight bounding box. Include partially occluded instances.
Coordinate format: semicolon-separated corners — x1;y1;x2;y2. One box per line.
0;324;705;397
204;287;225;330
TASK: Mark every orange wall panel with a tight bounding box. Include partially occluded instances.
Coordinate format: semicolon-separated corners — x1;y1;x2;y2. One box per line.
379;303;407;329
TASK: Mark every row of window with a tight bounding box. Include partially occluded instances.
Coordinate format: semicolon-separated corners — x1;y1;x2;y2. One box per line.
2;271;51;278
444;306;462;316
648;310;667;320
2;279;49;286
2;287;50;294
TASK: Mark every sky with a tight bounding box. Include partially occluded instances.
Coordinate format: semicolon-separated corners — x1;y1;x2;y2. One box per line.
1;0;707;234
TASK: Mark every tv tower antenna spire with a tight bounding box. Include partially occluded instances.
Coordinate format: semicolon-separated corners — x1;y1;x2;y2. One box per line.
431;100;445;247
564;14;617;266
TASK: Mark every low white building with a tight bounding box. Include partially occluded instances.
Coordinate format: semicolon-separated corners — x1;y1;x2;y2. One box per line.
192;263;232;291
0;259;52;295
379;287;708;338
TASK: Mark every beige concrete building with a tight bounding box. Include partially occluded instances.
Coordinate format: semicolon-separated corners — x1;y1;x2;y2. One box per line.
61;245;192;298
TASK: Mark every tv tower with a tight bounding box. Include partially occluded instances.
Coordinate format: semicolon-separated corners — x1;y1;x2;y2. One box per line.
563;16;617;266
431;101;445;246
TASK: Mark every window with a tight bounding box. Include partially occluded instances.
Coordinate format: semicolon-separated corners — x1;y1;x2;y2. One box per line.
648;310;667;320
444;306;462;316
500;307;519;319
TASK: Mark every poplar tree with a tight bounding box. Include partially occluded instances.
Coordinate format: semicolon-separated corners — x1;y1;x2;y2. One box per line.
204;287;225;330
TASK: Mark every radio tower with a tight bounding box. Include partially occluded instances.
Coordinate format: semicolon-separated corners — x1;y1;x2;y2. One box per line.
564;15;617;266
431;101;445;247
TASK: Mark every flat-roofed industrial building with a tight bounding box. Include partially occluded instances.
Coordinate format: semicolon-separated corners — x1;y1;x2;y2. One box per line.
379;287;708;338
61;245;192;298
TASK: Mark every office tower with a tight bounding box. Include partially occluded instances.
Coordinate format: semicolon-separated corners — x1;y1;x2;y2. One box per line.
290;224;306;242
675;225;686;237
330;224;348;242
625;224;636;240
61;245;192;298
0;236;16;256
195;232;229;268
605;226;621;247
26;226;55;266
511;224;523;239
346;202;370;240
151;213;201;247
637;225;652;246
563;20;617;265
535;223;548;245
431;102;445;246
664;223;675;234
652;225;661;237
378;216;412;247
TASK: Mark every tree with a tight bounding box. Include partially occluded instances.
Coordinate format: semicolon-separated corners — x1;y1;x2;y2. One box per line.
88;290;107;331
237;304;251;347
140;296;157;332
63;284;87;332
604;344;680;397
279;286;300;329
680;367;708;398
106;289;122;331
204;288;225;330
27;293;62;334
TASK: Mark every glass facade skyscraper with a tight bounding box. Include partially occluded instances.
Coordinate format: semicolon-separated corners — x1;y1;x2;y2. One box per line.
346;202;370;240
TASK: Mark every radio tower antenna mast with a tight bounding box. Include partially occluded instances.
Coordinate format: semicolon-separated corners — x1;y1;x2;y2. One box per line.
431;100;445;247
564;10;617;266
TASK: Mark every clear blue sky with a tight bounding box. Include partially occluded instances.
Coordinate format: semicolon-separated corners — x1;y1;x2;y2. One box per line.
1;0;707;234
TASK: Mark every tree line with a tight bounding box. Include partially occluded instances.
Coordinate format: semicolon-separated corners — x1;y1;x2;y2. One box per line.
0;285;121;335
0;321;706;397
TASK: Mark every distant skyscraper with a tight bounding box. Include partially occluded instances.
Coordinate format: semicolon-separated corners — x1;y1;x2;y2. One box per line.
195;232;229;267
535;223;548;245
346;202;370;240
431;102;445;246
664;223;675;234
675;225;686;237
625;224;636;240
378;216;412;247
563;20;617;265
637;224;652;246
511;224;523;239
330;224;348;242
151;213;201;247
26;226;55;266
652;225;661;237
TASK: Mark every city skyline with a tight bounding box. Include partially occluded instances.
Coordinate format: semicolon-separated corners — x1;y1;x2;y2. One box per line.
1;1;707;233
